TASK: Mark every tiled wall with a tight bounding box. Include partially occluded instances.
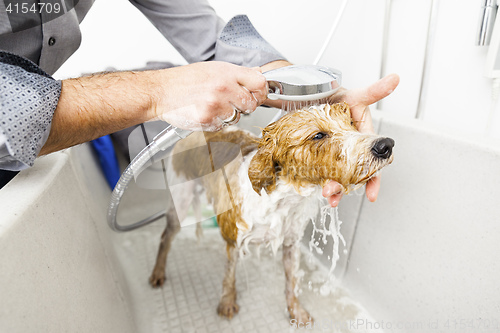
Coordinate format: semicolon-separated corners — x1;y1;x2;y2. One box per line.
55;0;500;141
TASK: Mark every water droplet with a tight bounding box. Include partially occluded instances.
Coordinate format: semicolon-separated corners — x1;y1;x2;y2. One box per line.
319;283;331;296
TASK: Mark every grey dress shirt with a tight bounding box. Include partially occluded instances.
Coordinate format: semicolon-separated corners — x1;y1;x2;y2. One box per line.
0;0;285;172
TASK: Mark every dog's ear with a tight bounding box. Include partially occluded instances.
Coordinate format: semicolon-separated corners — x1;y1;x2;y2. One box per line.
248;127;278;195
331;102;351;118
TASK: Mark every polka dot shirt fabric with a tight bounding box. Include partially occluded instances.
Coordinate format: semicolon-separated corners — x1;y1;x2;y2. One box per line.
219;15;283;56
0;51;61;170
215;15;285;68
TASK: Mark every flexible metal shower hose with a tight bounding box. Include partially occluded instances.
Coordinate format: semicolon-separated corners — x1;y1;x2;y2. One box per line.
107;125;192;232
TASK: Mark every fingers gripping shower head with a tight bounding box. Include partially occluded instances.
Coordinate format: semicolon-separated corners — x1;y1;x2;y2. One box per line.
264;65;342;102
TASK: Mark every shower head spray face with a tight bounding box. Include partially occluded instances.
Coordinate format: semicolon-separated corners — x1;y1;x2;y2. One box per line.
264;65;342;101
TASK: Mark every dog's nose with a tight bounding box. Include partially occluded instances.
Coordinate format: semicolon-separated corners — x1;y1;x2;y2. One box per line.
371;138;395;159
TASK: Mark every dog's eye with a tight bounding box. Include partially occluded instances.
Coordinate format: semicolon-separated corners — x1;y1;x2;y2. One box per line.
351;120;354;126
312;132;327;140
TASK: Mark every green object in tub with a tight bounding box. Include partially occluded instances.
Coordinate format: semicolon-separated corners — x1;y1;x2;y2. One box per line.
187;205;218;228
201;216;218;228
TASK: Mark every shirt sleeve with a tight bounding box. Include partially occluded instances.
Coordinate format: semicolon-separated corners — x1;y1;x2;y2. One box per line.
213;15;285;68
129;0;286;67
0;51;61;171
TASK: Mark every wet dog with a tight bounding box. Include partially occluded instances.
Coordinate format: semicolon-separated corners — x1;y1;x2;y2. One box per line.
149;103;394;323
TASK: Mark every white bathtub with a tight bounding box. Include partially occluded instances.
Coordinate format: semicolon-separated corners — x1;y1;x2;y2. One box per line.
1;109;499;332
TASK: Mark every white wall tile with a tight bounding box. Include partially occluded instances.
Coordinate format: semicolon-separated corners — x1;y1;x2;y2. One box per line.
381;0;432;118
315;0;386;90
414;0;500;139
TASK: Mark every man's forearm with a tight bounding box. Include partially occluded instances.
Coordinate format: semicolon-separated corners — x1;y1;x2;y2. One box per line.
41;60;290;157
39;70;160;155
39;61;269;156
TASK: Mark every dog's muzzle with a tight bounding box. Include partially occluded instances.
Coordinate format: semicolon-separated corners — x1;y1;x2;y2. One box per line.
371;138;395;159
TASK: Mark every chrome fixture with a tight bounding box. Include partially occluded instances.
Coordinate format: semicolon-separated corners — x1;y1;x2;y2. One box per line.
477;0;498;46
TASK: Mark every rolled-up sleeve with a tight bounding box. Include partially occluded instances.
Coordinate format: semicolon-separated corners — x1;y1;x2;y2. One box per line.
129;0;285;67
0;51;61;171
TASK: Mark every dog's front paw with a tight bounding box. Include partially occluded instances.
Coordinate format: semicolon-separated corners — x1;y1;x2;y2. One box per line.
289;306;313;325
149;269;166;288
217;298;239;319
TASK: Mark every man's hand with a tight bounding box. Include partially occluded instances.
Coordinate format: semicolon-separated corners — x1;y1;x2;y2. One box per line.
322;74;400;207
154;62;268;131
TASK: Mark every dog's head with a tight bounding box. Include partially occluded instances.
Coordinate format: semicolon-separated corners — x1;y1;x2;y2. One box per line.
248;103;394;194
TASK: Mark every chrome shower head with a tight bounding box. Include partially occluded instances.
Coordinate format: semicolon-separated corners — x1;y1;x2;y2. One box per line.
264;65;342;101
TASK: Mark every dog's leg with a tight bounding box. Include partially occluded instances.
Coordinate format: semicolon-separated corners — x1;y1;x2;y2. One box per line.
149;208;181;288
217;243;239;319
283;242;313;323
193;191;204;242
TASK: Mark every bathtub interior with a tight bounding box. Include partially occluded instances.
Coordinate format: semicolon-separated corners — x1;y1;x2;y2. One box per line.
341;113;500;330
1;107;500;332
